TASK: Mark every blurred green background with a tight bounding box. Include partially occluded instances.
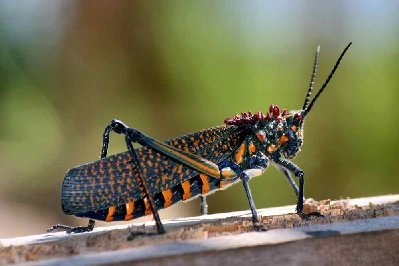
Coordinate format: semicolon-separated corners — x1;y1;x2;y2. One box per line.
0;1;398;238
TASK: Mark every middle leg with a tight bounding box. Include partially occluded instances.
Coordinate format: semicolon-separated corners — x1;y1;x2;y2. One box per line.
278;166;303;200
240;172;267;231
273;156;323;219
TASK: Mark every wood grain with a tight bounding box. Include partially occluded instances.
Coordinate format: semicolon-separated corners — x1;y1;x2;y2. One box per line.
1;195;398;265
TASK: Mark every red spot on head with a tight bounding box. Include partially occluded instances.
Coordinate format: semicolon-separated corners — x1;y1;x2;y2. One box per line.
224;105;286;125
272;105;280;117
225;111;267;125
254;112;265;121
256;130;266;142
269;105;274;114
224;118;234;124
268;104;282;117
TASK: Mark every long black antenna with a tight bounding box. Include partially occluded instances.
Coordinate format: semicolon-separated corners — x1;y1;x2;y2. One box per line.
304;42;352;116
302;45;320;110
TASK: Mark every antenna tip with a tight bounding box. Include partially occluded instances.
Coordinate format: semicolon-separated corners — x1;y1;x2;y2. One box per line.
317;45;320;52
303;42;352;115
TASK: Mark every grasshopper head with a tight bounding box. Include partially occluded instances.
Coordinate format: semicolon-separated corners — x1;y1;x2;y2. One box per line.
225;43;352;160
277;109;305;159
224;105;305;159
275;42;352;159
251;105;305;159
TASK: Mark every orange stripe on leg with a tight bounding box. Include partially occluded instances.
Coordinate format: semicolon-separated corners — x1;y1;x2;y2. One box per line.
105;206;116;222
124;202;134;221
162;189;173;208
181;180;192;200
200;174;210;194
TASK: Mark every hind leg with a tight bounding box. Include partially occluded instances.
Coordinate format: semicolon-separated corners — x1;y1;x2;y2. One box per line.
47;123;116;233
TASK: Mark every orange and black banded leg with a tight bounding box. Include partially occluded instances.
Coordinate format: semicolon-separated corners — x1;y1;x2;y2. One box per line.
272;155;323;219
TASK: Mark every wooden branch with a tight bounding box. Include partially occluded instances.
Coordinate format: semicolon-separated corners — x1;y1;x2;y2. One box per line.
1;195;399;265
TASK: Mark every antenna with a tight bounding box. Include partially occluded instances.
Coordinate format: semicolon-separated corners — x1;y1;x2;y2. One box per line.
302;45;320;110
304;42;352;116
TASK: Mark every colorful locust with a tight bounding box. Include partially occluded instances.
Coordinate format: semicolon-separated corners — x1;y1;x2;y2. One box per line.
49;43;352;234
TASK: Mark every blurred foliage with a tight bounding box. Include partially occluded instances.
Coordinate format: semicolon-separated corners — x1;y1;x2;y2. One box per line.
0;1;398;237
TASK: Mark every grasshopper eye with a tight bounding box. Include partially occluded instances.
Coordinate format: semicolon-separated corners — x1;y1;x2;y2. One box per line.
293;113;303;126
256;130;266;142
294;113;302;122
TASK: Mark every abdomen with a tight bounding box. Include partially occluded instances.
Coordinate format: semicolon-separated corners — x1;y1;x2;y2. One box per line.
74;173;221;222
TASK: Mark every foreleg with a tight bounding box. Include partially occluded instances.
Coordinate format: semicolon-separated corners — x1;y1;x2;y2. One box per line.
273;156;322;219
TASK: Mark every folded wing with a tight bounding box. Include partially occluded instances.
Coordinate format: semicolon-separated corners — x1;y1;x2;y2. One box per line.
61;125;246;213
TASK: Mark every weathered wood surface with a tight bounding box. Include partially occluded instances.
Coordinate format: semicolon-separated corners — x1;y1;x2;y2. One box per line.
1;194;398;265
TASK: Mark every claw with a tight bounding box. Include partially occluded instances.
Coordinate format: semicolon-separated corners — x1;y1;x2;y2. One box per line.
298;212;324;220
253;222;268;232
127;231;159;241
47;224;94;234
66;226;93;234
47;224;71;232
46;226;57;232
